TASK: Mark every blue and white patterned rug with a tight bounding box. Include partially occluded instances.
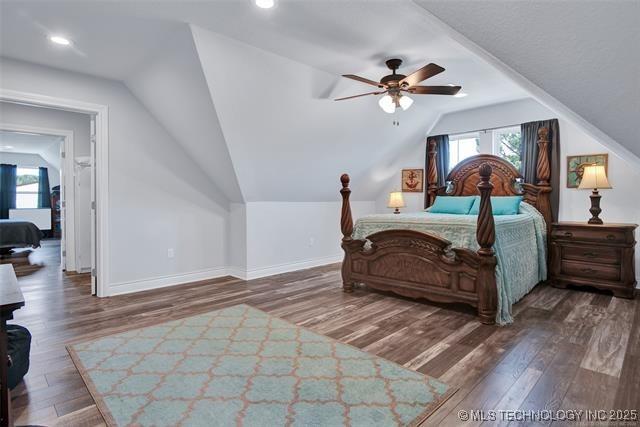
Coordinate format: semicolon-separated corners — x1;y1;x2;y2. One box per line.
68;304;454;426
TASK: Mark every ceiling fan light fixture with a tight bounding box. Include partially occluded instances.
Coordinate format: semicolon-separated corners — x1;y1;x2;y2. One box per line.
378;95;396;114
399;95;413;111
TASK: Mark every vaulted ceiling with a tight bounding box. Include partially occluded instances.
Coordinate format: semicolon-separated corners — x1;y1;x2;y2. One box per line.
415;0;640;158
0;131;62;169
1;0;634;203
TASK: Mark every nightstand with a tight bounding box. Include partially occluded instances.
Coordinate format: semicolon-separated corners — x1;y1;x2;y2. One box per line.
550;222;638;298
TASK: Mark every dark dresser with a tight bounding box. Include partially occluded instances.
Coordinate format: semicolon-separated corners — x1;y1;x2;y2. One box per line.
550;222;638;297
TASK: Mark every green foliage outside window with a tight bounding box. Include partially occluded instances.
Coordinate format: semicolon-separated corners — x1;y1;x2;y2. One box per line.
498;132;522;170
16;174;38;186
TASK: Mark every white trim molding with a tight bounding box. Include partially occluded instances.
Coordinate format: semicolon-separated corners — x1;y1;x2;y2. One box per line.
108;267;229;296
229;254;343;281
1;89;110;297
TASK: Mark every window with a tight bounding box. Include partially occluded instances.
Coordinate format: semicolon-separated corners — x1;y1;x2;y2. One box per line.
448;133;479;172
493;127;522;170
16;167;39;209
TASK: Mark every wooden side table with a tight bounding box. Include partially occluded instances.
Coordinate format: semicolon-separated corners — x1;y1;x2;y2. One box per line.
550;222;637;297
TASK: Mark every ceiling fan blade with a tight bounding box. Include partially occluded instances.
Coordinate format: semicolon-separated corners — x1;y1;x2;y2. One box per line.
400;63;445;87
406;85;461;95
334;91;386;101
342;74;385;88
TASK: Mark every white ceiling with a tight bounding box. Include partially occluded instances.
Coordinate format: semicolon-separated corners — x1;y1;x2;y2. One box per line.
20;1;635;203
0;0;537;203
0;0;528;113
0;130;63;169
0;1;183;80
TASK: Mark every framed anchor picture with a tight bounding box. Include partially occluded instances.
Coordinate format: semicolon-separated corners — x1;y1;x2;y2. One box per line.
401;168;424;192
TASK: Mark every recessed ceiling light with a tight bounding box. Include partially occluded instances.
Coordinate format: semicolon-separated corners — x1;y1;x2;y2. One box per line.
49;35;71;46
454;92;468;98
0;145;14;150
255;0;275;9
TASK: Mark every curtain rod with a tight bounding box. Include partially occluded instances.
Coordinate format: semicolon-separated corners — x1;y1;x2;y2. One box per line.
449;123;522;136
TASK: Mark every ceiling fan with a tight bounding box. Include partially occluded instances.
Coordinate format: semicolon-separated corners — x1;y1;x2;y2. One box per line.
335;59;461;113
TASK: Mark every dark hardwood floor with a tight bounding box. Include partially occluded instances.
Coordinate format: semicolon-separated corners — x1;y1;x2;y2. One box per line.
7;241;640;426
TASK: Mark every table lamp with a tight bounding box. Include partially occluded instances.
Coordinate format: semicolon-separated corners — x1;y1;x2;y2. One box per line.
388;191;405;214
578;164;612;224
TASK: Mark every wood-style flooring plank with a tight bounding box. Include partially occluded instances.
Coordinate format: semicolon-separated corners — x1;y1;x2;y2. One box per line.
5;240;639;426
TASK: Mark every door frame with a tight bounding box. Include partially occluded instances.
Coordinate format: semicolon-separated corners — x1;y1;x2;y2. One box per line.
0;122;76;272
0;89;110;297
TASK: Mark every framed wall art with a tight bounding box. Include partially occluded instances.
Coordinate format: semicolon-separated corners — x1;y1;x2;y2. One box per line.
567;154;608;188
401;169;424;192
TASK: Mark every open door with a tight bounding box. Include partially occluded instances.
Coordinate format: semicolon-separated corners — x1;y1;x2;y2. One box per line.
59;142;67;271
90;115;97;295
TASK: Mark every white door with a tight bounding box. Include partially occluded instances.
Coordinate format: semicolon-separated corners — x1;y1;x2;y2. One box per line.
59;142;67;271
90;115;97;295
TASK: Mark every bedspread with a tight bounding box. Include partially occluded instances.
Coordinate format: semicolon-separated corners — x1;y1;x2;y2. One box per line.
352;203;547;324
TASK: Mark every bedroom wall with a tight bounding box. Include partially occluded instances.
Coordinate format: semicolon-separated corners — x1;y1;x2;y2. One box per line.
0;57;230;294
236;201;376;279
0;152;60;188
382;98;640;282
125;24;242;203
374;141;427;214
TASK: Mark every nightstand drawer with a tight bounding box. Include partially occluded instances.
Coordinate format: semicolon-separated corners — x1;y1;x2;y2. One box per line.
561;260;620;282
561;246;621;265
551;228;627;243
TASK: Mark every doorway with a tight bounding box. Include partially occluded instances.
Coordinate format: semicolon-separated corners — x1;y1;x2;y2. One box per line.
0;120;97;294
0;90;108;297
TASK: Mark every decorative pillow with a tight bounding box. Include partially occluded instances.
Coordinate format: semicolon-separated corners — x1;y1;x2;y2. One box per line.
429;196;476;215
469;195;523;215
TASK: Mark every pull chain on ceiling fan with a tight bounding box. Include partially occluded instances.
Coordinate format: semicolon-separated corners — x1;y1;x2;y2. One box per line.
335;59;461;113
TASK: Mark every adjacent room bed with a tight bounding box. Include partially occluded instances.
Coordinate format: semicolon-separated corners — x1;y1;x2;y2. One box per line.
339;127;554;325
0;220;42;256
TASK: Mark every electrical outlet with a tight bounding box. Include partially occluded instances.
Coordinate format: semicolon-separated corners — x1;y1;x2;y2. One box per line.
167;248;175;258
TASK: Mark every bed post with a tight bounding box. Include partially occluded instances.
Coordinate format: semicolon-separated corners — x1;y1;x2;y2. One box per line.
426;138;438;207
340;174;355;293
536;127;550;186
476;164;498;324
535;127;553;228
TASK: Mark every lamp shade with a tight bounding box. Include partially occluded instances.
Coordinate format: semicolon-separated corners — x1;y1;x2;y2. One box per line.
387;191;405;208
578;164;612;189
398;95;414;111
378;95;396;114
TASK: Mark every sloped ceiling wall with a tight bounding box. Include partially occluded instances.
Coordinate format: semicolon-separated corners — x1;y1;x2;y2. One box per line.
191;25;442;202
415;0;640;158
125;25;243;204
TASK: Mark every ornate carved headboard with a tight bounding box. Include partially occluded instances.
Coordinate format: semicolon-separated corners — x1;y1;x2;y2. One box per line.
428;128;553;230
440;154;522;197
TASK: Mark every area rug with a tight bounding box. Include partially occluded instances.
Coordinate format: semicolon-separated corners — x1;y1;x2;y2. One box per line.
68;304;455;427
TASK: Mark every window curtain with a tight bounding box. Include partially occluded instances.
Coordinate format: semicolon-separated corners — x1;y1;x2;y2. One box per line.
424;135;449;208
520;119;560;220
38;167;52;209
0;164;17;219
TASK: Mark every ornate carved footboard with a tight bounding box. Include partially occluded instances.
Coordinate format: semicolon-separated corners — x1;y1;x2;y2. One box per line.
339;165;499;324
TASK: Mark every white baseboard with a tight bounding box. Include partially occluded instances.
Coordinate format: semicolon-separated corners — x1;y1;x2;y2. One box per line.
229;254;343;281
105;255;343;297
107;267;228;296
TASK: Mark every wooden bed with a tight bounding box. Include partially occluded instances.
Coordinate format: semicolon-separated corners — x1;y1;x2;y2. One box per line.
339;128;553;324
